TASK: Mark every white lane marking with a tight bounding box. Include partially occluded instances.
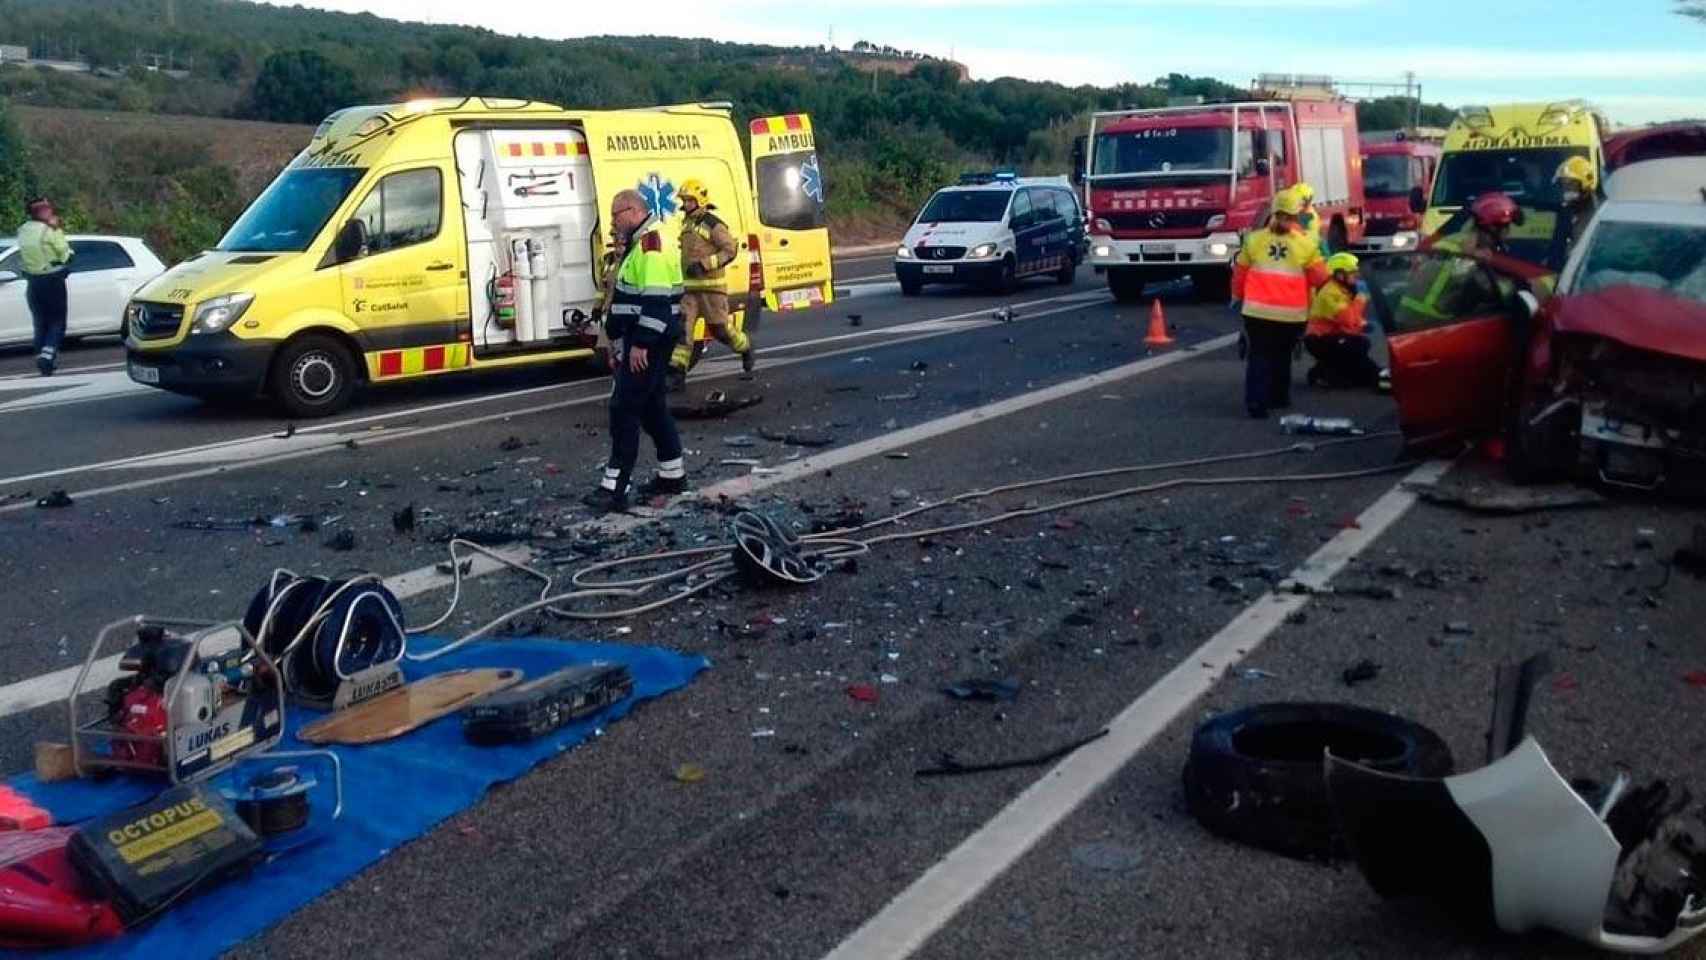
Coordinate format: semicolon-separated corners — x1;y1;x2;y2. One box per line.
820;458;1453;960
104;430;386;469
0;290;1104;490
0;329;1237;715
0;298;1111;513
836;281;901;298
0;370;153;414
0;360;126;381
0;542;536;720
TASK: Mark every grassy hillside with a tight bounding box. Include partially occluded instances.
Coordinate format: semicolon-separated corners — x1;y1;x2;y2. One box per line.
0;0;1455;259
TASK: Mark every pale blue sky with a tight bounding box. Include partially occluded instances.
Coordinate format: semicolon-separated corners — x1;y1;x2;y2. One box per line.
296;0;1706;125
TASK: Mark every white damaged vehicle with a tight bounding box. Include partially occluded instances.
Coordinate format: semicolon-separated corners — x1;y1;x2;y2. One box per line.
893;173;1085;296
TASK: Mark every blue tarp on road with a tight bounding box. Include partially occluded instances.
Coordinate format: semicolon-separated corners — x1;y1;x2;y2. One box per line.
3;638;708;959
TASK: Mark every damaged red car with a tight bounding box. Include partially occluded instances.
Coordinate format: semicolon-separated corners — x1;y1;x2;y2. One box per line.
1367;158;1706;494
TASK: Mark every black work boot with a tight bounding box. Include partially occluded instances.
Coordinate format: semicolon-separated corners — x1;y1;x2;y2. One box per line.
639;475;690;498
581;487;630;514
741;346;757;374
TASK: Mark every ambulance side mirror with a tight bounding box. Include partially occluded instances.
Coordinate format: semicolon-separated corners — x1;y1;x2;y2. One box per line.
333;220;368;264
1409;187;1427;214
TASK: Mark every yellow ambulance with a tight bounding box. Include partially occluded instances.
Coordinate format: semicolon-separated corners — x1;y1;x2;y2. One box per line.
124;98;834;416
1423;100;1606;260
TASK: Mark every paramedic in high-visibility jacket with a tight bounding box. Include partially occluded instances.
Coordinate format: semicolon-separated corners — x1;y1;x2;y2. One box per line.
668;179;752;391
584;189;688;514
1305;252;1380;389
1231;189;1328;418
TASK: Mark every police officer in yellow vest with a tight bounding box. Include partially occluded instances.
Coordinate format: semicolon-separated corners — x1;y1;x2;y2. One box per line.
584;189;688;514
17;197;73;377
668;179;752;392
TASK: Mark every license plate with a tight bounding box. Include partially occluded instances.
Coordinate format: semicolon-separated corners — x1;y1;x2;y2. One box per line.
780;288;818;307
922;265;954;275
1140;243;1175;255
1582;408;1664;449
129;362;160;384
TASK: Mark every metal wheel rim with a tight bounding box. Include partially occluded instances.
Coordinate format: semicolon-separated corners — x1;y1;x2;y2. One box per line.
291;353;340;401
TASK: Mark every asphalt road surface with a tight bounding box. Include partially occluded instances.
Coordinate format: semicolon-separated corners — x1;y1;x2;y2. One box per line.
2;252;1702;960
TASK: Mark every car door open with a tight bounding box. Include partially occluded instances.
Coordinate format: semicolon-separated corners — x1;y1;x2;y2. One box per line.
1364;249;1530;444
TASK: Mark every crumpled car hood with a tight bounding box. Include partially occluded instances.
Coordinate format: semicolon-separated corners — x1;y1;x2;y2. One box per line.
1552;286;1706;363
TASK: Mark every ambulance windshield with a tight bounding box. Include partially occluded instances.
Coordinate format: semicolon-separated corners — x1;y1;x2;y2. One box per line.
219;167;367;253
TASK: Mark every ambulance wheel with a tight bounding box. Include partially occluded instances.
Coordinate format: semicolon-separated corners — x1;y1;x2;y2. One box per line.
899;277;922;297
270;334;357;418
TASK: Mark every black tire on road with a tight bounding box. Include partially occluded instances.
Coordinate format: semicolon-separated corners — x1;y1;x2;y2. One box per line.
1182;702;1454;860
1107;267;1146;303
269;333;358;418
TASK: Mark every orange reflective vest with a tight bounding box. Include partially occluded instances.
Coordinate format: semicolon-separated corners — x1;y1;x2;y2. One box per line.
1307;280;1368;337
1232;227;1327;324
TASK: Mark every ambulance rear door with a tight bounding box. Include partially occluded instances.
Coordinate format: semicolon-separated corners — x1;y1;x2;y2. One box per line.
748;114;834;312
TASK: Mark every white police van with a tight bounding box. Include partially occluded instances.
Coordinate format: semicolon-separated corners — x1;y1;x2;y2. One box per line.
894;172;1086;295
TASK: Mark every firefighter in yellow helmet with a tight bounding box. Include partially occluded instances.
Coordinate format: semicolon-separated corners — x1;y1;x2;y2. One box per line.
668;179;751;392
1291;182;1330;253
1553;155;1599;253
1304;252;1379;389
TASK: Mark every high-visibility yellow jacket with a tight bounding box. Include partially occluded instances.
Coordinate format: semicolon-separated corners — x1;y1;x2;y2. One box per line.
16;221;71;277
680;207;738;293
606;217;684;349
1232;226;1327;324
1307;280;1368;337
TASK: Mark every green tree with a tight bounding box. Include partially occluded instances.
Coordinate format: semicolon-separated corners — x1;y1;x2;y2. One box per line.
246;49;359;124
0;98;32;232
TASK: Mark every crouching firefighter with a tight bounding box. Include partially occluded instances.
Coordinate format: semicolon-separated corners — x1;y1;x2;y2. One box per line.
668;179;753;392
585;189;688;513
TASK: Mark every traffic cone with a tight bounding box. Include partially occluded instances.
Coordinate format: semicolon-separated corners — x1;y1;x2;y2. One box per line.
1144;298;1175;346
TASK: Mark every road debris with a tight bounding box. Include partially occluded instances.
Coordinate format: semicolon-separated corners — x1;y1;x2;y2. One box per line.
846;684;879;704
1341;659;1382;687
1279;414;1362;436
673;763;706;784
671;392;764;420
847;313;863;327
325;530;357;552
34;490;73;509
1684;671;1706;690
879;390;920;402
941;678;1021;702
1444;621;1475;637
1405;480;1607;515
1186;703;1454;859
721;458;762;467
498;436;528;452
1675;525;1706;579
723;435;758;448
758;428;836;448
1238;668;1278;681
916;728;1109;778
392;504;416;535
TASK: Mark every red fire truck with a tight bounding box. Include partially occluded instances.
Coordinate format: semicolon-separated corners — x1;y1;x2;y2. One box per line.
1353;133;1440;254
1077;91;1366;302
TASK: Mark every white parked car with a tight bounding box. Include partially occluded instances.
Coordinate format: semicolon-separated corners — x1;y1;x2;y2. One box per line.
0;235;167;347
